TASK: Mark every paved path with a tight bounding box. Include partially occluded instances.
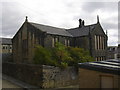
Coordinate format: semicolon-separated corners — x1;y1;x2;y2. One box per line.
2;74;39;89
2;74;79;90
2;79;22;88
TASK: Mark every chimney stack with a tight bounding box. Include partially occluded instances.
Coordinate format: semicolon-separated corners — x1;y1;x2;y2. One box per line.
79;19;85;28
79;19;82;27
82;20;85;26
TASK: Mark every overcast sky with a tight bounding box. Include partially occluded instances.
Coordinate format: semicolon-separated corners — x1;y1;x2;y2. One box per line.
1;0;119;46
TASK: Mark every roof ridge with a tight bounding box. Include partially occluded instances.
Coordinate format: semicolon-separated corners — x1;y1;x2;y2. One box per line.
67;23;97;31
66;27;79;31
29;22;66;30
0;38;12;39
29;22;73;37
85;23;97;27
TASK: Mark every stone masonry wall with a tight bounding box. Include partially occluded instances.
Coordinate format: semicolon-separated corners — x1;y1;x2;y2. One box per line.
2;62;78;88
2;62;43;87
42;65;78;88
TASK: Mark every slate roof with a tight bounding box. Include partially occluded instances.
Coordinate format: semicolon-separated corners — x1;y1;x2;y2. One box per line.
30;22;73;37
29;22;97;37
0;38;12;45
67;24;96;37
78;59;120;75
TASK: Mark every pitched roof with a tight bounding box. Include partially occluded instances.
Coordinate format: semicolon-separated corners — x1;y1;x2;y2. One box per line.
29;22;73;37
28;21;99;37
0;38;12;45
67;24;96;37
78;59;120;75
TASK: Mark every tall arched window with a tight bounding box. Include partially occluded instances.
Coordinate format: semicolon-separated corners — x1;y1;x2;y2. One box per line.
95;35;105;50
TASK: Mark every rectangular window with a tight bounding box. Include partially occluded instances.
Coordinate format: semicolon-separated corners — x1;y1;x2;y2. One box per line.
3;46;5;49
99;57;101;61
102;36;105;50
101;37;103;50
102;37;103;50
97;36;99;50
95;35;97;50
64;38;70;46
52;37;55;47
100;36;102;50
95;57;97;61
67;39;70;46
65;39;67;46
55;37;58;42
97;57;99;61
100;57;102;61
10;47;12;49
52;37;59;47
96;57;98;61
39;37;41;44
99;36;101;50
95;35;105;50
22;39;28;56
101;57;103;61
98;57;100;61
23;39;27;49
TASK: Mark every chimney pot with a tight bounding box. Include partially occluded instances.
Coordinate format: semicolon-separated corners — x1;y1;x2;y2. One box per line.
82;20;85;26
79;19;82;28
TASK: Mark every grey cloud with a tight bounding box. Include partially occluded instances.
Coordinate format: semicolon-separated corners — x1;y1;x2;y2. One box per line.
82;2;117;13
82;2;104;12
1;1;118;46
102;22;118;30
111;33;118;37
2;2;31;37
109;41;118;46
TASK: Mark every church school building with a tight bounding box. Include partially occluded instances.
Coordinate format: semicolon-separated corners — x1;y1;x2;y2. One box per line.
12;16;108;63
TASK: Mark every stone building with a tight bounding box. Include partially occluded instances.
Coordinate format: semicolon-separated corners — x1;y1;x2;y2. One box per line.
118;44;120;59
78;59;120;88
0;38;12;54
0;38;12;61
107;45;120;59
107;46;118;59
12;16;108;63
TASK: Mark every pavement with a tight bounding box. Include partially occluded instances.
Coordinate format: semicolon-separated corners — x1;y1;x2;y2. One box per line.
2;74;40;89
2;74;79;90
2;79;22;88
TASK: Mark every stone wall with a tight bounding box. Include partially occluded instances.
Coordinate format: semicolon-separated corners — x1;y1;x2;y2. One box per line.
42;65;78;88
2;62;43;87
2;62;78;88
2;53;12;62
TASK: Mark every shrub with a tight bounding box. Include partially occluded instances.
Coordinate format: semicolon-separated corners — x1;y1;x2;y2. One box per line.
67;47;95;66
53;42;73;63
33;43;95;68
33;45;52;65
60;62;68;69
